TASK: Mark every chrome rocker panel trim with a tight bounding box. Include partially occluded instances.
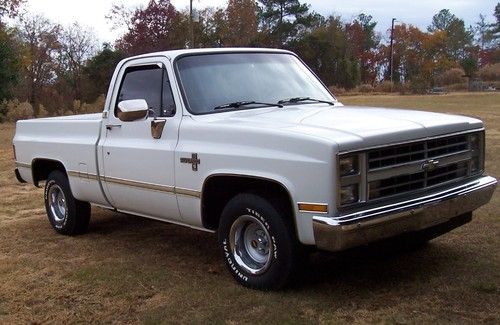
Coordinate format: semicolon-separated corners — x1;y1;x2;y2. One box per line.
313;176;497;252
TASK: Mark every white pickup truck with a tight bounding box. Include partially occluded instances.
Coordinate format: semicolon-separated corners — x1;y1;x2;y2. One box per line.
13;48;497;290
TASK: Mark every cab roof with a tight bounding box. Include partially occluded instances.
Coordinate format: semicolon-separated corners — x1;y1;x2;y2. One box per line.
127;47;294;61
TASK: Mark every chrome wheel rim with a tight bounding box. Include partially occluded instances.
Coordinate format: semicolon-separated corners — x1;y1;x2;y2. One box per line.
229;215;273;275
48;184;67;223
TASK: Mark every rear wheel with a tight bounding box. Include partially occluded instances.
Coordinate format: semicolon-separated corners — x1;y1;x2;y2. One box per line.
218;193;300;290
44;170;90;235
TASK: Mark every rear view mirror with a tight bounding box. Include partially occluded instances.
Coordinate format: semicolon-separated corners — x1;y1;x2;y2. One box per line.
117;99;149;122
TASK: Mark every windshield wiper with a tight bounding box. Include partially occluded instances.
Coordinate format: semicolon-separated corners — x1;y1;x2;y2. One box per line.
213;101;283;111
277;97;335;106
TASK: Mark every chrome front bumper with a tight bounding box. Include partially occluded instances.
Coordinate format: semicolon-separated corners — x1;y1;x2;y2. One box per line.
313;176;497;252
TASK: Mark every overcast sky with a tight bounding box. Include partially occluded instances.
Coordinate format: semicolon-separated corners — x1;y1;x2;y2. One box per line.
24;0;498;44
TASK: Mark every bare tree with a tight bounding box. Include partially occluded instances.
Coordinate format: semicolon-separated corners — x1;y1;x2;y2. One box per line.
58;23;98;100
0;0;24;21
105;3;135;31
18;14;60;109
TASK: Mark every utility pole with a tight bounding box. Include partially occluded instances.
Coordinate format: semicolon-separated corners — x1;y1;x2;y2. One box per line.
389;18;396;90
189;0;194;48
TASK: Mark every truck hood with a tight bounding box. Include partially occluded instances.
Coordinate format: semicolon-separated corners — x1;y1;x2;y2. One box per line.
198;104;483;151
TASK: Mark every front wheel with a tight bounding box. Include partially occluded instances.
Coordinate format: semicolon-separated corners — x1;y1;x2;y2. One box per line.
218;193;299;290
44;170;91;235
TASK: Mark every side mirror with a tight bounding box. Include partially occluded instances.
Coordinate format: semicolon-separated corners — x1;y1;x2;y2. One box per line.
117;99;149;122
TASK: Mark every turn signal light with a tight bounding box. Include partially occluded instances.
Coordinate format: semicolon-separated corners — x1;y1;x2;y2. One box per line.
298;203;328;214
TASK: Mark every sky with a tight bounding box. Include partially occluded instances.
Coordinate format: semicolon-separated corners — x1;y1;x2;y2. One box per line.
24;0;498;44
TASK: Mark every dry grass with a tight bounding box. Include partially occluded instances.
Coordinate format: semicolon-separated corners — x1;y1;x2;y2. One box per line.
1;92;499;324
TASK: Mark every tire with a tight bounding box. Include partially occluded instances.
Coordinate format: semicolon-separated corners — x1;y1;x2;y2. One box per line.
44;170;91;235
218;193;299;290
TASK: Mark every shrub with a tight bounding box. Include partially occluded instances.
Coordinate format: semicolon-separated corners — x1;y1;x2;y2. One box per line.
80;94;106;114
37;104;49;118
397;82;410;95
374;81;394;93
437;68;466;85
409;75;430;94
0;100;8;122
356;83;374;93
447;83;468;91
479;63;500;81
7;101;34;122
72;100;82;114
329;85;346;95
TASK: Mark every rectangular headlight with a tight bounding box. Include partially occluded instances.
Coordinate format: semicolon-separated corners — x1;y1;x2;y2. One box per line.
471;156;481;173
339;155;359;176
340;184;359;205
470;133;481;150
470;132;485;175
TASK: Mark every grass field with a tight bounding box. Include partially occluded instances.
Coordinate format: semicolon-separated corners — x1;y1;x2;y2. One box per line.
0;92;498;324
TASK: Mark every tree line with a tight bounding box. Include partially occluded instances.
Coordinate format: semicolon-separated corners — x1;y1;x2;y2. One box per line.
0;0;499;121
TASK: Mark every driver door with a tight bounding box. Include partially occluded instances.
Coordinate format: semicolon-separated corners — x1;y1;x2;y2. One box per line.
99;57;181;221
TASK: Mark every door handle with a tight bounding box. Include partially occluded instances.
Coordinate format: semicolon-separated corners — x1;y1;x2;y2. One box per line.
106;124;122;130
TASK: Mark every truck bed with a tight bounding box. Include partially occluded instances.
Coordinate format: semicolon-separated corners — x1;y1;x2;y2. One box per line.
13;113;109;206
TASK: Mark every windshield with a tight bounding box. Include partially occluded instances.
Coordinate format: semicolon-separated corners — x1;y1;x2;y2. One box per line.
175;52;335;114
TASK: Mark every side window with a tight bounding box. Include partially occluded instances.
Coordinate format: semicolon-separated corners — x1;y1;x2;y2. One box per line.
116;65;176;118
162;69;176;117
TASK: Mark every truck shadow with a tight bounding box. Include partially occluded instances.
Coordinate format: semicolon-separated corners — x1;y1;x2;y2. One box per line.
294;236;465;294
86;208;466;294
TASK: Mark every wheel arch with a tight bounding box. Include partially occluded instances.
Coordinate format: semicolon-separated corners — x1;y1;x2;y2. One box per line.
200;173;296;233
31;158;68;187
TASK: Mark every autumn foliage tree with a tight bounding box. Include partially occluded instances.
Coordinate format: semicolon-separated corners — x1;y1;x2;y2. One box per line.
226;0;258;46
116;0;185;55
1;0;499;120
345;14;381;84
382;24;429;83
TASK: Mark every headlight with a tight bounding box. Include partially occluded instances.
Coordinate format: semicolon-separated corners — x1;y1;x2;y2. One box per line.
338;153;362;207
470;133;480;150
470;132;484;175
471;156;481;173
339;155;359;176
340;184;359;205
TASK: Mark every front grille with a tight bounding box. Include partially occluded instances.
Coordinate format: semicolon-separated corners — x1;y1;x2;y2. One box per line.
368;134;468;170
427;161;469;186
367;134;474;201
369;161;469;200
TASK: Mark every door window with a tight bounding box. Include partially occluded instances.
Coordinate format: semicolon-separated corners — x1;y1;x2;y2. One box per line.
116;64;176;117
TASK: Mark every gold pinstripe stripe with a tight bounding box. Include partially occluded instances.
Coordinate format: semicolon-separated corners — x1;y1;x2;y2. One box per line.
67;171;200;198
175;187;202;198
102;175;175;193
15;162;31;168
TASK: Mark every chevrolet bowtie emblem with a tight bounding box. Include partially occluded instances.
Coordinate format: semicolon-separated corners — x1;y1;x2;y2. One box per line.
421;159;439;171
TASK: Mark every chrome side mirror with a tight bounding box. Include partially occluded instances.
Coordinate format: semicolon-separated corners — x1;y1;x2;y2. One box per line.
117;99;149;122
